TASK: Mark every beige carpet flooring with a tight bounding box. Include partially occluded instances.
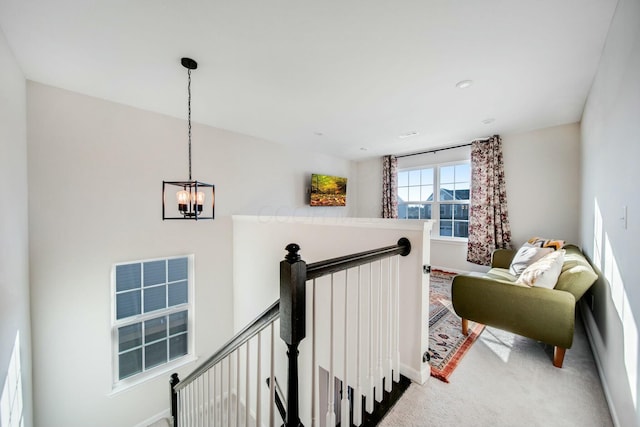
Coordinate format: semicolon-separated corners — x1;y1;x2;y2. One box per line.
380;311;613;427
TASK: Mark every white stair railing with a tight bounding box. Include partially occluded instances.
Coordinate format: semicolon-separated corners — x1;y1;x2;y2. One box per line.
301;239;409;427
172;302;281;427
170;238;411;427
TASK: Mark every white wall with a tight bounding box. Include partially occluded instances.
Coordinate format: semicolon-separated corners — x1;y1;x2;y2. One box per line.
580;0;640;425
355;157;383;219
0;30;32;427
354;123;581;272
26;82;356;427
503;123;581;247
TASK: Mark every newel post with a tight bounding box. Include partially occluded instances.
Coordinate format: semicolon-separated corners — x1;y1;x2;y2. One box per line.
170;373;180;427
280;243;306;427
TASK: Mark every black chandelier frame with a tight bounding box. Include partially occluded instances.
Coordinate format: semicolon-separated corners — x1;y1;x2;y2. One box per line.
162;57;215;221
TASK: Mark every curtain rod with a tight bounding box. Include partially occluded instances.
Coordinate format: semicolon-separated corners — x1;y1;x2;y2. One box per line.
395;136;491;159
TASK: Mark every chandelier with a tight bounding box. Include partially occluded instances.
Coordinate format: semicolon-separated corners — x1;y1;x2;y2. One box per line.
162;57;215;220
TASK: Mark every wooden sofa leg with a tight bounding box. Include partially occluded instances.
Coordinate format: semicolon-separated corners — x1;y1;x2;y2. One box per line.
553;347;566;368
461;318;469;335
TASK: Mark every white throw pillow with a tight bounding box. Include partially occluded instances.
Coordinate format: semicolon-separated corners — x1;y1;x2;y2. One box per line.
509;243;554;276
516;249;566;288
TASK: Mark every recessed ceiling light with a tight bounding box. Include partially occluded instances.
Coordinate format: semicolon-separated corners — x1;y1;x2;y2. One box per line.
455;80;473;89
398;131;419;139
481;118;495;124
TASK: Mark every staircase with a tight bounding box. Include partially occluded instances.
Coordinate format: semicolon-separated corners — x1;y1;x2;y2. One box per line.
169;238;413;426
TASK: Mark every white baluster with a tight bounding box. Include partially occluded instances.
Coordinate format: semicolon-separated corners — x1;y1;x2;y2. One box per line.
206;370;211;427
219;364;223;427
228;356;232;427
192;378;196;427
190;382;195;427
341;271;350;427
182;388;186;427
205;371;210;427
201;377;204;426
353;266;363;426
191;372;196;427
201;373;206;427
245;342;250;427
181;386;185;427
220;362;224;427
182;384;187;427
211;365;218;425
236;351;241;427
326;274;336;427
174;390;180;426
198;378;202;427
312;279;318;427
269;322;275;427
191;384;195;427
393;255;400;382
194;376;197;427
385;258;393;393
375;261;384;403
366;263;374;414
186;383;191;427
256;332;262;427
177;389;182;427
218;363;224;426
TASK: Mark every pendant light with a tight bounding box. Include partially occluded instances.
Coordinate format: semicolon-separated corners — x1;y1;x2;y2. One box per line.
163;57;215;220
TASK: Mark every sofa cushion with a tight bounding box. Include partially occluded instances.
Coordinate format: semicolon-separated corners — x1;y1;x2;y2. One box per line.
485;268;518;282
555;245;598;301
484;268;533;288
509;243;554;276
517;249;566;288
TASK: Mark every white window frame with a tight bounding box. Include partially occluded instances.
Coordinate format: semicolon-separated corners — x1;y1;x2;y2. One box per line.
397;160;471;240
1;331;24;427
110;254;196;394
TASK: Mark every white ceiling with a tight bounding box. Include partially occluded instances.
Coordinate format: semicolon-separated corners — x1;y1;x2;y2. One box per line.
0;0;617;160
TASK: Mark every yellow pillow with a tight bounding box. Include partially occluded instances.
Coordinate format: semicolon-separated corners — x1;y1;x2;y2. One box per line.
527;236;565;251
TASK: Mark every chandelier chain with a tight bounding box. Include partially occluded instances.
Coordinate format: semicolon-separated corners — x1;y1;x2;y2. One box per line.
188;68;192;181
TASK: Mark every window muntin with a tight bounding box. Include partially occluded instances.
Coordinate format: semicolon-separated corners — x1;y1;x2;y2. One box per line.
113;256;192;384
397;162;470;238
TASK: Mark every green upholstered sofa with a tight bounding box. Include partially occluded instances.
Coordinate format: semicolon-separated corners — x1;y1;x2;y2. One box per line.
451;244;597;368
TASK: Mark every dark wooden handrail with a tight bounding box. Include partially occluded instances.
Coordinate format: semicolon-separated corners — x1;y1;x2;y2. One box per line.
174;299;280;392
306;237;411;280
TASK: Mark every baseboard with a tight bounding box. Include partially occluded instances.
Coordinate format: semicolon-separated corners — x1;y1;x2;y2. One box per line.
579;302;621;427
133;409;171;427
431;265;471;275
399;362;430;385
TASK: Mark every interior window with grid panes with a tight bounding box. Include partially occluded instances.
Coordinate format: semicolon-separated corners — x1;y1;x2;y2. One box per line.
114;256;191;381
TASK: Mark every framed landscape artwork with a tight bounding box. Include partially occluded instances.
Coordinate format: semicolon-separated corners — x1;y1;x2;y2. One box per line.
310;173;347;206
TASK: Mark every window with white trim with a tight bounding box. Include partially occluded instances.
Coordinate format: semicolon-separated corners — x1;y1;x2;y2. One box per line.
397;162;470;238
112;255;193;385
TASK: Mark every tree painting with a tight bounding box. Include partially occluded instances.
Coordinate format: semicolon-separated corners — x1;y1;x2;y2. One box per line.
310;174;347;206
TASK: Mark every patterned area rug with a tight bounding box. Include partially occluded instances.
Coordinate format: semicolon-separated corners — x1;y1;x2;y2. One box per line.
428;269;485;382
